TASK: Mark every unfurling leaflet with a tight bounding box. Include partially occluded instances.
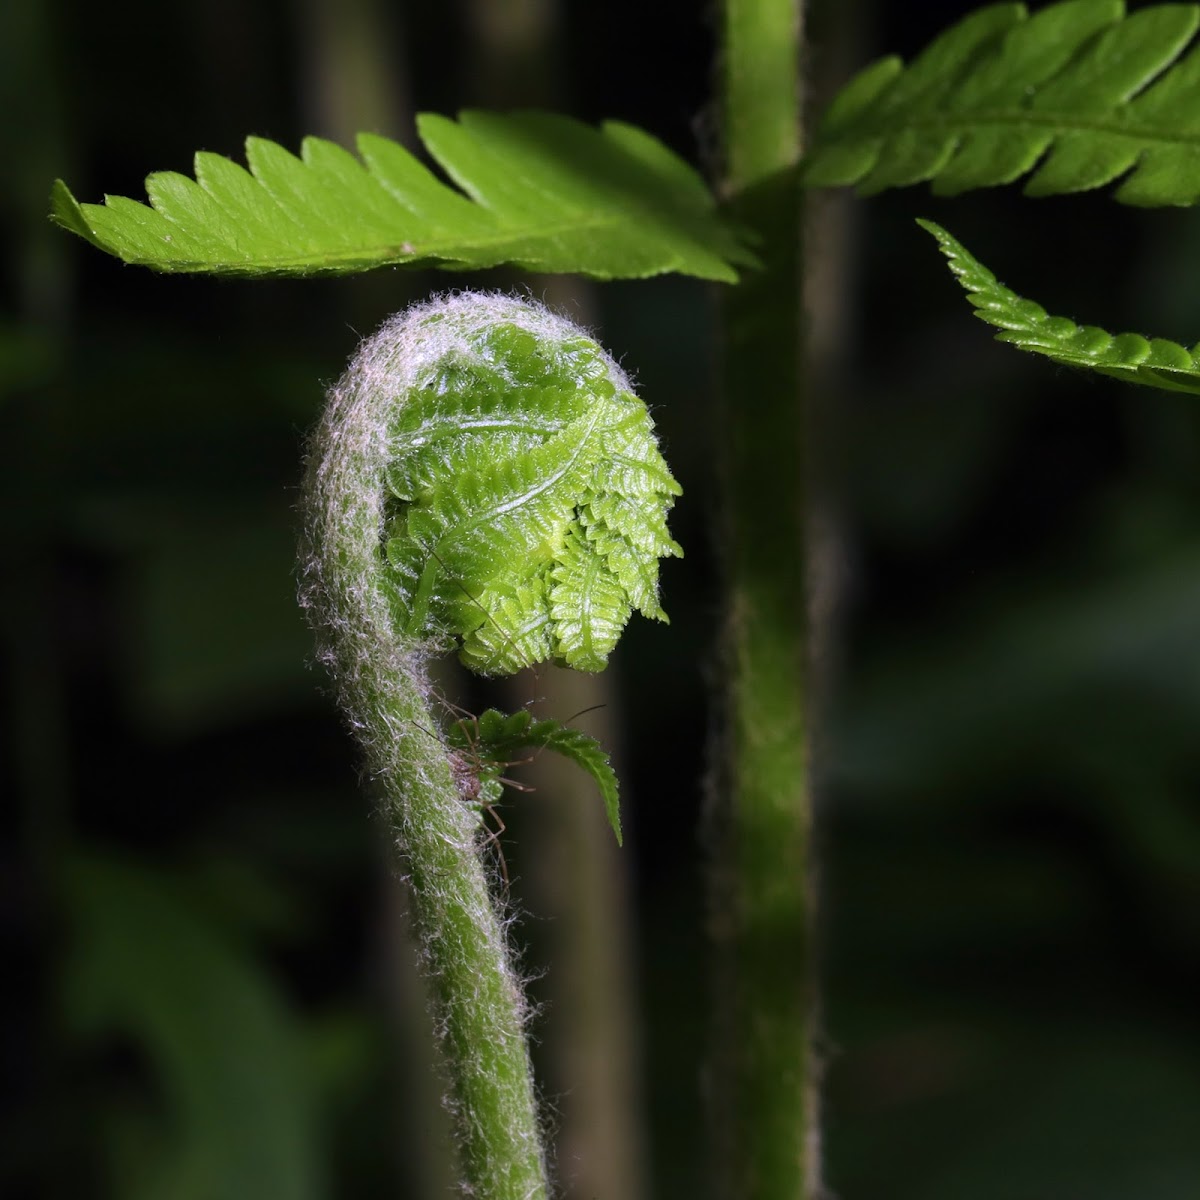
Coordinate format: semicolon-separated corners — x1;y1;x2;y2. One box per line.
305;292;681;683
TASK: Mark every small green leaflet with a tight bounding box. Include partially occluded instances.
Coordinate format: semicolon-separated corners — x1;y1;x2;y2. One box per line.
920;218;1200;395
448;708;623;845
803;0;1200;205
50;111;755;282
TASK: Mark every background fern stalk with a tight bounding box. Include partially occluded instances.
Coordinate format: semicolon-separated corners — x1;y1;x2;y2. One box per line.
713;0;816;1197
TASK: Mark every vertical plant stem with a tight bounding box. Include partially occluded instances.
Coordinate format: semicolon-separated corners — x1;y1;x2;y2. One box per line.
711;1;817;1198
376;699;548;1200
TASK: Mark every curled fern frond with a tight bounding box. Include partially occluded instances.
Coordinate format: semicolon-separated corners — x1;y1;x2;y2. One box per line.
920;218;1200;394
50;111;754;281
301;295;615;1197
448;708;623;844
304;293;681;682
804;0;1200;205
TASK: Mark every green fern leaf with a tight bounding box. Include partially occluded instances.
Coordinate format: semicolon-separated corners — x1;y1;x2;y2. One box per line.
803;0;1200;205
920;218;1200;394
448;708;623;844
50;111;754;281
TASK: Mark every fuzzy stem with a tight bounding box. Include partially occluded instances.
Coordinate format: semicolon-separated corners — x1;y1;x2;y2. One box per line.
379;684;547;1200
711;1;817;1198
301;301;549;1199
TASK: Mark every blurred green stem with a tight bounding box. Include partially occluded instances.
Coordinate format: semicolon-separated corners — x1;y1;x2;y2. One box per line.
711;1;817;1197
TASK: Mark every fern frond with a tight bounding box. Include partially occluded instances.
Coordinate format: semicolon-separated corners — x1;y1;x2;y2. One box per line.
920;218;1200;394
449;708;623;843
458;583;556;677
804;0;1200;205
548;526;635;671
51;111;754;281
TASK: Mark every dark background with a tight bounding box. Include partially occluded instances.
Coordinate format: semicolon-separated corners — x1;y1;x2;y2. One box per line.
3;1;1199;1197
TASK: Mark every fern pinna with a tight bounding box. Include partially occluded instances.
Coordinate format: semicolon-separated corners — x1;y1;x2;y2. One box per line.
50;111;753;280
448;707;623;844
920;219;1200;394
803;0;1200;206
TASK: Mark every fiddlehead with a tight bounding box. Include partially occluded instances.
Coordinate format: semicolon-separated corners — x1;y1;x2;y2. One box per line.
365;295;681;675
299;292;679;1198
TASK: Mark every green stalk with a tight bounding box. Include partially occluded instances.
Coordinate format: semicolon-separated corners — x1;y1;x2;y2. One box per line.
300;317;548;1199
711;1;817;1198
377;681;547;1200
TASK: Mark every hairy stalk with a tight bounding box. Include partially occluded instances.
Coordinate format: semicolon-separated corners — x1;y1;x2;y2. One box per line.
710;1;817;1198
300;296;550;1199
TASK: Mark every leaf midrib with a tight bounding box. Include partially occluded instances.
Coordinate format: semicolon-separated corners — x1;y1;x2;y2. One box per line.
830;107;1200;148
92;205;689;271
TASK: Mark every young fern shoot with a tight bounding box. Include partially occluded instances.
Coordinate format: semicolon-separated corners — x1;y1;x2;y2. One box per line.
299;292;679;1198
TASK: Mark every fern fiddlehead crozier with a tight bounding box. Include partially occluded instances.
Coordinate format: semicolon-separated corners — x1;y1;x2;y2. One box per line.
377;295;681;674
300;293;680;1198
